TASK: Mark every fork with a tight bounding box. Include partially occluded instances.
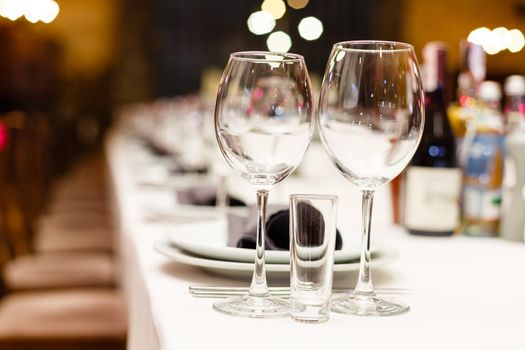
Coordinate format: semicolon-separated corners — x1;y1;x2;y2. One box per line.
189;285;411;298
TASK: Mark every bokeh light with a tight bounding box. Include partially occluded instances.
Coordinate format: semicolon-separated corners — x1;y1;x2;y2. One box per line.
0;0;60;23
261;0;286;20
468;26;524;54
247;11;276;35
266;31;292;53
506;29;525;53
1;0;25;21
492;27;509;52
467;27;491;46
287;0;309;10
40;0;60;23
298;16;323;41
483;30;502;55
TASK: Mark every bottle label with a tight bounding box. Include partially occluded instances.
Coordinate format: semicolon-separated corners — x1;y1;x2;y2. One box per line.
404;166;462;231
463;186;502;221
463;132;504;223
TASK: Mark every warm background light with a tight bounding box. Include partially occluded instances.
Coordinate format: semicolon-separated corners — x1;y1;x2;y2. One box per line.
506;29;525;53
266;31;291;52
247;10;275;35
467;26;524;55
402;1;525;76
261;0;286;20
492;27;509;52
39;0;60;23
0;0;60;24
298;16;323;41
0;0;25;20
467;27;491;46
286;0;309;10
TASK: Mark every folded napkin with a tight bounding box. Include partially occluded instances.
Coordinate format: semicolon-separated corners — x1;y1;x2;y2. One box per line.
145;139;172;157
143;139;208;173
170;164;208;175
176;186;246;207
228;205;343;250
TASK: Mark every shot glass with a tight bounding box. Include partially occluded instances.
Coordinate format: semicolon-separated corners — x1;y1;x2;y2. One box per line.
289;194;338;323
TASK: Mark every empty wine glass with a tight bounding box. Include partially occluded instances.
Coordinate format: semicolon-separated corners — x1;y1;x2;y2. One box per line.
214;52;314;317
318;41;424;316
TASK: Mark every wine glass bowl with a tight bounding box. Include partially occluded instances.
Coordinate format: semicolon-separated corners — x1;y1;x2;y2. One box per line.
214;51;314;317
319;41;424;190
318;41;424;316
216;53;313;189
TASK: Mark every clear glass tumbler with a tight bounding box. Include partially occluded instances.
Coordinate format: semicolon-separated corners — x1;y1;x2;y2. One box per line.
290;194;338;323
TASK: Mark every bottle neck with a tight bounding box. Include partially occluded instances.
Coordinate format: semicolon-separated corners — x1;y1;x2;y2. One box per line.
422;43;449;102
505;95;525;113
425;87;447;111
425;87;453;138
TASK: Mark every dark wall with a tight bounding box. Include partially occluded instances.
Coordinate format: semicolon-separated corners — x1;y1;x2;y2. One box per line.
119;0;404;98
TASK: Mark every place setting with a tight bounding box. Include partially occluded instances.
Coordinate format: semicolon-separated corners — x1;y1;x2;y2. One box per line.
155;204;399;278
156;40;424;321
119;97;218;191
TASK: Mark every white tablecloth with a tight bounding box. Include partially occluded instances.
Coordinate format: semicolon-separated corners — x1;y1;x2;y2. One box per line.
106;128;525;350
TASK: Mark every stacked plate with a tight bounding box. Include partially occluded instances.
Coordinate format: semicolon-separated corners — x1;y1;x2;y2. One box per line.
155;219;399;278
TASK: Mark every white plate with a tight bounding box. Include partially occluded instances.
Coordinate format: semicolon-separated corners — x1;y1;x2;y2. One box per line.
137;173;212;190
155;240;398;278
144;206;248;224
166;221;381;264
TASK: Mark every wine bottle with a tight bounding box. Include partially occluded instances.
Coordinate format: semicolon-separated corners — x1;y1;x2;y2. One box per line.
404;42;462;236
448;41;485;164
504;75;525;132
500;96;525;241
462;81;505;236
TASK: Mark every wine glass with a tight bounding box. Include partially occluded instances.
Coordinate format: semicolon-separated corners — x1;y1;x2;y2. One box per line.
214;51;314;317
318;41;424;316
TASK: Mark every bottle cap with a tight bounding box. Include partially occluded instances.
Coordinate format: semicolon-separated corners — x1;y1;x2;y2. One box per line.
460;41;486;84
504;75;525;96
479;81;502;101
422;42;448;92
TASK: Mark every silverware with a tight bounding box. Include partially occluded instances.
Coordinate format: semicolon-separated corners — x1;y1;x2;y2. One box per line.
189;285;411;298
144;213;218;224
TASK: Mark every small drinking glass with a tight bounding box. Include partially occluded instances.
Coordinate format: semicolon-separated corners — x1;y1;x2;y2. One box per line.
290;194;338;323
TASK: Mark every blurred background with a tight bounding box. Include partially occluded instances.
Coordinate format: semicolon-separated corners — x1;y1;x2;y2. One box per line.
1;0;524;151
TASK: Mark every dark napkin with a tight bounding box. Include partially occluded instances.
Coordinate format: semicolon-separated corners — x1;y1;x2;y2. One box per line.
170;164;208;175
176;186;246;207
228;205;343;250
143;139;208;174
144;139;172;157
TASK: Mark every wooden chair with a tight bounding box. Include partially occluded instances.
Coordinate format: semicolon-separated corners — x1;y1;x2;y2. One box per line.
0;114;127;349
0;113;115;286
0;289;127;350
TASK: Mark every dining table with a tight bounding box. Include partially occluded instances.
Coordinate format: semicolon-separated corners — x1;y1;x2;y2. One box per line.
106;125;525;350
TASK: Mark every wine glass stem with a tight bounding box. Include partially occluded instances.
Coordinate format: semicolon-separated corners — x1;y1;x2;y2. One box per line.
354;190;375;295
248;189;270;297
216;174;228;209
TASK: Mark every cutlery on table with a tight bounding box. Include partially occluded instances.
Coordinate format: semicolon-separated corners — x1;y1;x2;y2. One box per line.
189;285;411;298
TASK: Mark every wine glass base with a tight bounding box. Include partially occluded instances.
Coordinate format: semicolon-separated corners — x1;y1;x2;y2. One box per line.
331;293;409;316
213;294;290;318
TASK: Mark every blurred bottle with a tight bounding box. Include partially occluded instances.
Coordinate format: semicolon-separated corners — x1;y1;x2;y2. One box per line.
390;174;403;224
504;75;525;132
448;42;486;164
462;81;505;236
403;42;461;236
500;75;525;241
